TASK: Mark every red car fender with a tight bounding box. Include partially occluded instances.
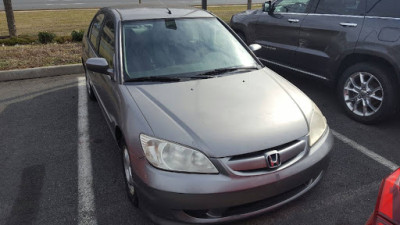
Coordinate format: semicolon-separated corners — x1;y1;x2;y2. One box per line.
367;168;400;225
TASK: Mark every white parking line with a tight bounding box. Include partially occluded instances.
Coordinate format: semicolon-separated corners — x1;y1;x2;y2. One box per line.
46;3;84;5
332;130;399;171
77;77;97;225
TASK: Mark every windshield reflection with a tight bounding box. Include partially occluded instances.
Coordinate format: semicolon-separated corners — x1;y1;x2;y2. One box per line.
122;18;258;80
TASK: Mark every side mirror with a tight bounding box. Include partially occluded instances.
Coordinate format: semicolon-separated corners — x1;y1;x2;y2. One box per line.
263;1;275;14
249;44;262;52
86;58;109;74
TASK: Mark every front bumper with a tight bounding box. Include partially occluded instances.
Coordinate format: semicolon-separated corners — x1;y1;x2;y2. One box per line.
133;129;333;224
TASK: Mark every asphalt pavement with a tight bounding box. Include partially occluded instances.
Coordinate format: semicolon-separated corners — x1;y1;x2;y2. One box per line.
0;0;265;10
0;72;399;225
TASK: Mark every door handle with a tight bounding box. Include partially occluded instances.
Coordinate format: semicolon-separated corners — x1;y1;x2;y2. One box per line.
288;19;300;23
340;22;357;27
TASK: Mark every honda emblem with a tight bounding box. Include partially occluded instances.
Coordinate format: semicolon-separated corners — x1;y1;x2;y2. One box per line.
265;150;281;168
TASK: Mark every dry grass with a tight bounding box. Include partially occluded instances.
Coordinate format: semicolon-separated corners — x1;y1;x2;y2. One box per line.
0;9;97;37
0;43;81;70
0;5;261;37
0;5;262;70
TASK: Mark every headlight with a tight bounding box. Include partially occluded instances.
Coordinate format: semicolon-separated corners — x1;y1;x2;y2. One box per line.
309;103;327;147
140;134;218;174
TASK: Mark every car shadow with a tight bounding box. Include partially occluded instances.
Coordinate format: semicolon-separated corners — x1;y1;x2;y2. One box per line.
0;82;80;224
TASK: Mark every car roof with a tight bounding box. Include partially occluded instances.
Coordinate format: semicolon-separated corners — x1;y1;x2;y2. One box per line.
106;4;215;21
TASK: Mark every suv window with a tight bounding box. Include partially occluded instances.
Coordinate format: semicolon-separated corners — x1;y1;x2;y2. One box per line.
274;0;311;13
89;13;104;51
99;19;115;68
316;0;365;15
367;0;400;18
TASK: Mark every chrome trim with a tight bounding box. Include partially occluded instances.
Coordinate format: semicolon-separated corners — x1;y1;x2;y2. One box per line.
365;16;400;20
262;12;307;15
259;58;328;80
307;13;364;18
339;22;358;27
118;20;125;84
279;12;307;16
224;138;307;176
288;18;300;23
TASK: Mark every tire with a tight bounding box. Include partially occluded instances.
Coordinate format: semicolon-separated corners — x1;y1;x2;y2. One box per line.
84;67;96;101
120;140;139;207
337;62;399;124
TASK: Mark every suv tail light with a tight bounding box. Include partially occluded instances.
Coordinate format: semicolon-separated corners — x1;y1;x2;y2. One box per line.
367;168;400;225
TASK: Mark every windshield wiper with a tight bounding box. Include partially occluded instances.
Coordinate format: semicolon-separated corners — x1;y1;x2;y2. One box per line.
124;76;181;83
195;66;259;76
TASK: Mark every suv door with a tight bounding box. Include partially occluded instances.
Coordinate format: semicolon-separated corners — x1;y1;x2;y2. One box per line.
359;0;400;73
295;0;366;79
254;0;314;68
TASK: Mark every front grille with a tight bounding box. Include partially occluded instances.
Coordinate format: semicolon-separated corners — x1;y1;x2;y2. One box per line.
224;137;308;175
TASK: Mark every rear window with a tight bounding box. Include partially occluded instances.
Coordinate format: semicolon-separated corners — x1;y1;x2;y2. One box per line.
316;0;365;16
99;19;115;68
89;13;104;51
367;0;400;18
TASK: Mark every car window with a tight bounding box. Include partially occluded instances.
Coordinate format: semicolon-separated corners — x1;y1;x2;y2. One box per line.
99;18;115;68
89;13;104;52
122;18;258;79
274;0;312;13
316;0;366;15
366;0;400;18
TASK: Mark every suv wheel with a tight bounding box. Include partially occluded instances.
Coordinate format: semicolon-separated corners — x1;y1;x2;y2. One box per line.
121;142;139;207
338;63;399;123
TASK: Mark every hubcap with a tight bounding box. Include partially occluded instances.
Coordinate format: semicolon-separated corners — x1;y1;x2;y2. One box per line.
343;72;384;117
123;147;135;196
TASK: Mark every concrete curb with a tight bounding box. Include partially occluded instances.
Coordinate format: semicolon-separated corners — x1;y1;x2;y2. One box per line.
0;64;84;82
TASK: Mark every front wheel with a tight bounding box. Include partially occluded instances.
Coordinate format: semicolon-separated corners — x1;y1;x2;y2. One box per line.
337;63;399;124
121;143;139;207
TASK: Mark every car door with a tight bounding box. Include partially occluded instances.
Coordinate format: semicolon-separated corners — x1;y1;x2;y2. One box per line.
254;0;314;68
295;0;366;79
95;15;120;128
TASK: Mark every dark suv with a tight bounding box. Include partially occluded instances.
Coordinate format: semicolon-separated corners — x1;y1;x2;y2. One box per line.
230;0;400;123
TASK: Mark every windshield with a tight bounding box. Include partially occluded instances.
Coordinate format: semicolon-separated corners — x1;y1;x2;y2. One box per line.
122;18;258;80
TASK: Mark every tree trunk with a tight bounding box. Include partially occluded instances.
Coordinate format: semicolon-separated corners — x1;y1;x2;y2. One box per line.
3;0;17;37
202;0;207;10
247;0;252;10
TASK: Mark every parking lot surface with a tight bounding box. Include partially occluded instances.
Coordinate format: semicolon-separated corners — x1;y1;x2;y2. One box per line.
0;72;399;225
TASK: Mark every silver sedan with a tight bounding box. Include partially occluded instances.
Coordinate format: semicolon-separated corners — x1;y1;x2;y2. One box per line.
82;5;333;224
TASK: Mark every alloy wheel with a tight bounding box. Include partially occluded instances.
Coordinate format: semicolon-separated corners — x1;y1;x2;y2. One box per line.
343;72;384;117
123;147;135;196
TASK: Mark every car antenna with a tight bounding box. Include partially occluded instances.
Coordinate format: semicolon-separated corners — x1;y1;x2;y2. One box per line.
157;0;172;14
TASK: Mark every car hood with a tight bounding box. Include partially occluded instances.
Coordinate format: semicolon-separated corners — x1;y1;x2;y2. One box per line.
126;68;309;158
